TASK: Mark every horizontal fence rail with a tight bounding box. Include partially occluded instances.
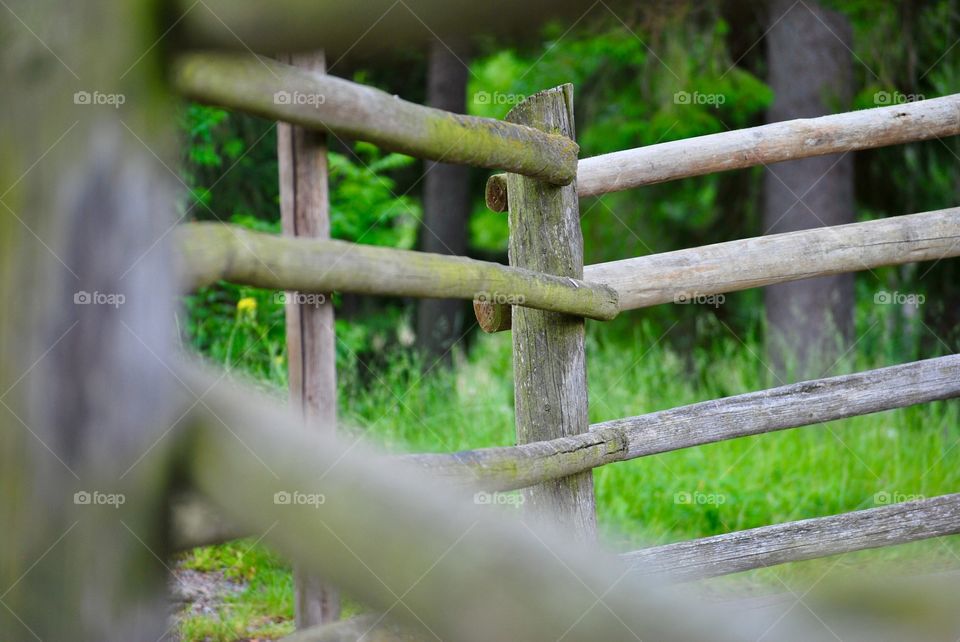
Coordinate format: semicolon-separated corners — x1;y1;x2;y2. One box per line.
174;223;619;320
483;94;960;207
623;493;960;582
576;94;960;197
587;207;960;310
475;207;960;330
401;354;960;491
173;53;578;185
177;209;959;328
175;354;960;549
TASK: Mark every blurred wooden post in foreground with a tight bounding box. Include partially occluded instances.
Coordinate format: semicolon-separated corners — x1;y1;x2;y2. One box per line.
505;85;597;541
278;50;341;627
0;1;181;639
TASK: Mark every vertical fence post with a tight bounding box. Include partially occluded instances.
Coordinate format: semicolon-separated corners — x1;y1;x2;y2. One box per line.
278;50;341;626
505;84;597;542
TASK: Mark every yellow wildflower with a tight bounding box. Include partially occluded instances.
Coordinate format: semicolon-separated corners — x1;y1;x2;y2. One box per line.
236;297;257;316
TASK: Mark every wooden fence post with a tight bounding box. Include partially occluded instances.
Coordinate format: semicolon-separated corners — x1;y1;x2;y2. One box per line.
278;50;341;627
506;85;597;541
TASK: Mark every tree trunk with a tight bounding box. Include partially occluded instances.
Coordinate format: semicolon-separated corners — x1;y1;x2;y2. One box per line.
763;0;855;378
416;39;471;361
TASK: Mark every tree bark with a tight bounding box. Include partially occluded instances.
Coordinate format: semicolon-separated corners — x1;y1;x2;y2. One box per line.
764;0;855;377
417;39;471;360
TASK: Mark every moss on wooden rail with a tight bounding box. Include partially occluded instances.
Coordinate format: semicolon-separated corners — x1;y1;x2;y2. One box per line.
173;223;619;321
172;52;579;185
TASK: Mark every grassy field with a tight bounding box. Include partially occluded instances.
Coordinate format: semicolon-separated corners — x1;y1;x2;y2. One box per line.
175;296;960;640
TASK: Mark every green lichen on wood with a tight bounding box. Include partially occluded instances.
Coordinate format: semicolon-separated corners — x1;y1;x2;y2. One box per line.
173;52;578;184
505;84;598;541
173;223;619;320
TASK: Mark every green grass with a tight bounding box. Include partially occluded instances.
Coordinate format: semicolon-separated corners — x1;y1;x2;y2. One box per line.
176;299;960;639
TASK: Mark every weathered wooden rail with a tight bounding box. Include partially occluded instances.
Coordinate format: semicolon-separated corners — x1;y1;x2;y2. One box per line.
484;93;960;205
624;493;960;582
5;9;960;640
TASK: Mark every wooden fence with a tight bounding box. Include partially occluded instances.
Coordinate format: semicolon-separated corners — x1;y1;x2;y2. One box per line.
169;51;960;637
4;5;960;638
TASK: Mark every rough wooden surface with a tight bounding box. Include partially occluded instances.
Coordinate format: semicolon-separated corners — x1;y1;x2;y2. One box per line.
623;493;960;582
488;94;960;201
576;93;960;196
174;223;619;320
401;354;960;490
485;173;510;212
588;207;960;310
173;52;578;185
478;206;960;329
277;50;341;628
505;85;596;541
473;297;512;332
